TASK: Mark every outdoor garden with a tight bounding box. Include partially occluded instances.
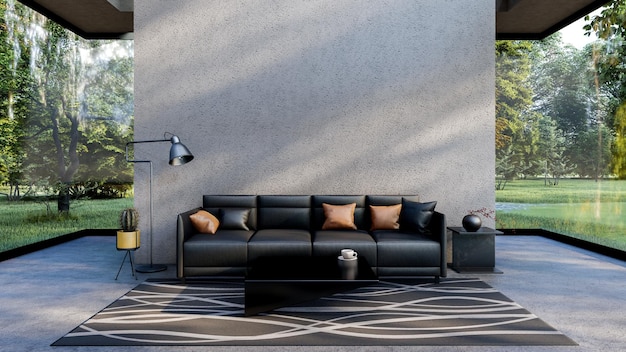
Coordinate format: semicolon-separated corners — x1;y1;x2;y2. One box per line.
1;1;134;252
495;1;626;252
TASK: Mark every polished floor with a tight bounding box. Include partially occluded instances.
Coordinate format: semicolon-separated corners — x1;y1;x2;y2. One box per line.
0;235;625;352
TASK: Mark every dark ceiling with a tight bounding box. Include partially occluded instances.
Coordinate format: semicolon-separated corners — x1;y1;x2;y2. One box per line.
496;0;610;40
18;0;610;40
17;0;133;39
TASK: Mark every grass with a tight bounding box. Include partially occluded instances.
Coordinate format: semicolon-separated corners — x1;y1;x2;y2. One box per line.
496;178;626;251
3;179;625;254
496;178;626;203
0;197;133;253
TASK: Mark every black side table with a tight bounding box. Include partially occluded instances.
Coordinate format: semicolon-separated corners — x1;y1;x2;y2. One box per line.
448;227;503;273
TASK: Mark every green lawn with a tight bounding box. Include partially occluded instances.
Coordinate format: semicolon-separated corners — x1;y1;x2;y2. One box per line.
0;197;133;253
2;179;625;254
496;178;626;251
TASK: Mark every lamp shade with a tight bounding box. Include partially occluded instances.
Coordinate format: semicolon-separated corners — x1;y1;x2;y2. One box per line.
169;136;194;165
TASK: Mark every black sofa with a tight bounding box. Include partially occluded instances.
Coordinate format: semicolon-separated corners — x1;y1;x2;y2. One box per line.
177;195;447;281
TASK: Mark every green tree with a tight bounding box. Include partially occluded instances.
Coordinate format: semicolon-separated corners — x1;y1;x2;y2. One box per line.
584;0;626;93
585;0;626;178
612;103;626;177
77;119;133;197
496;41;533;144
495;146;515;190
75;46;134;197
528;30;618;180
529;34;594;138
495;40;533;181
569;124;613;178
508;110;576;183
8;10;135;207
1;1;31;199
535;114;570;184
25;21;85;211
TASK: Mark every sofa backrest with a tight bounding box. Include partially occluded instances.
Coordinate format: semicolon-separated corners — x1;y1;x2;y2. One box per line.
257;195;311;230
199;195;423;232
311;195;367;230
202;195;258;230
366;195;418;206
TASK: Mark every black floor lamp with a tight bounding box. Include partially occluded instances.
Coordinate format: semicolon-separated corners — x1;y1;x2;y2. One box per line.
125;133;194;273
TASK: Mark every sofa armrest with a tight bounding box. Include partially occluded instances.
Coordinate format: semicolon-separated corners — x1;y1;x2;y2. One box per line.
177;207;201;279
428;211;447;277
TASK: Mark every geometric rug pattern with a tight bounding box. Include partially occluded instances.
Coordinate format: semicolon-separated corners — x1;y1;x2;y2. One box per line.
53;278;577;346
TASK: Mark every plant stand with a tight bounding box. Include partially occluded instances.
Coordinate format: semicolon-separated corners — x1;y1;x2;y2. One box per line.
115;249;137;280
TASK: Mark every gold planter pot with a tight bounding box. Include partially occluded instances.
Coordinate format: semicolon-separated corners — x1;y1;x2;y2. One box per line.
116;230;140;250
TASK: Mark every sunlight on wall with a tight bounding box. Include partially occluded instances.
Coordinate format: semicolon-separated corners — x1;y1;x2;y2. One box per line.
135;0;495;263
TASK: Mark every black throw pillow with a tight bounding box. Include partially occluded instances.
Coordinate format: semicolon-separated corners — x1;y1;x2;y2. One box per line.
400;199;437;233
219;208;251;230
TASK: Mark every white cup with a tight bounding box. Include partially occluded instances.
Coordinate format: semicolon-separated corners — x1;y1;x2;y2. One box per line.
341;249;358;260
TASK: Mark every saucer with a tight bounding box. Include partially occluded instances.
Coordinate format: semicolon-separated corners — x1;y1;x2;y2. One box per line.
338;256;357;261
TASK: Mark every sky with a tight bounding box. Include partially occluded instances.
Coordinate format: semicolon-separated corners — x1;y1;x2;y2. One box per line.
558;9;602;49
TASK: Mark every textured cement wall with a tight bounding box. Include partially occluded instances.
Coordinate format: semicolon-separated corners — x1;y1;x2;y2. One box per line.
134;0;495;264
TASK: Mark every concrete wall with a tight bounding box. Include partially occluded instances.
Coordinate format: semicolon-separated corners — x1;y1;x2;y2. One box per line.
134;0;495;264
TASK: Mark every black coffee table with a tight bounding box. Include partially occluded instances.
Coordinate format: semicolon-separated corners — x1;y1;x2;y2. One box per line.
244;256;378;316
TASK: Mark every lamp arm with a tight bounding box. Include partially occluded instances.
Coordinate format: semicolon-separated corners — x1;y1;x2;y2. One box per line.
125;139;170;163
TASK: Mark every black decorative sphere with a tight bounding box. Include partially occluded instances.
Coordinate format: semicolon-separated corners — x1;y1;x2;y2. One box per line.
462;214;482;232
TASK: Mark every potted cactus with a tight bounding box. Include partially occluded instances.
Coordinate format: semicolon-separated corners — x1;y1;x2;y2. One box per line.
116;208;140;250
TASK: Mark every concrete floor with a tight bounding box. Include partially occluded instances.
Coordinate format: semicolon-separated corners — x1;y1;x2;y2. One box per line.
0;235;625;352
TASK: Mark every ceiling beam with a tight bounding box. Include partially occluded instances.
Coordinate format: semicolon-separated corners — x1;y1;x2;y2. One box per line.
106;0;133;12
496;0;610;40
496;0;522;12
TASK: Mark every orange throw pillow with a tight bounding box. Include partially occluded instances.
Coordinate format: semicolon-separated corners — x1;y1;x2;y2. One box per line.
322;203;357;230
370;204;401;230
190;210;220;234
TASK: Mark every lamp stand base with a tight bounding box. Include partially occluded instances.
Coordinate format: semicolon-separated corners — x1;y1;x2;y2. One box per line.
135;264;167;273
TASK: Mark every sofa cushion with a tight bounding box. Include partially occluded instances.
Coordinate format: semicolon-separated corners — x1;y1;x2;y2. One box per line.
312;196;366;230
366;195;419;230
372;230;441;267
400;199;437;233
322;203;357;230
189;210;220;234
183;230;254;267
219;208;251;230
369;204;401;231
203;195;257;230
312;230;377;267
247;229;312;261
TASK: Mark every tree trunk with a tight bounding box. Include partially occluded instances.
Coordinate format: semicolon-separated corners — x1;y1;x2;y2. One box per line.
50;98;81;213
57;187;70;212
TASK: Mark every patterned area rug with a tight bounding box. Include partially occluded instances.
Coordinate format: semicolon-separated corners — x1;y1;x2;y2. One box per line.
53;278;576;346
